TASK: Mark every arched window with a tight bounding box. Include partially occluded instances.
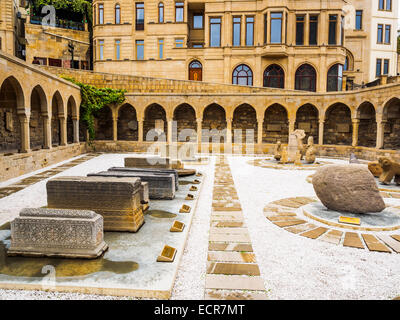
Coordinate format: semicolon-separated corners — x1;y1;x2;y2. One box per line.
232;64;253;86
327;64;343;92
115;4;121;24
189;60;202;81
295;64;316;92
158;3;164;23
263;64;284;88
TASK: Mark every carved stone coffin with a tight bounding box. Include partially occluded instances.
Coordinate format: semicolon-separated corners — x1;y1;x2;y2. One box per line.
8;208;108;259
88;171;176;200
109;166;179;191
125;157;171;169
47;176;145;232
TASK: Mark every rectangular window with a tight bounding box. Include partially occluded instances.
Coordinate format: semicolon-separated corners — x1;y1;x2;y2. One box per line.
296;15;305;45
193;14;203;29
115;40;121;60
175;2;184;22
376;58;382;77
99;40;104;60
136;40;144;60
385;25;391;44
384;59;390;74
210;17;221;47
233;17;241;46
328;15;337;45
136;3;144;31
355;10;362;30
159;3;164;23
263;14;267;44
386;0;392;10
158;39;164;59
175;38;184;48
270;12;282;44
245;16;254;46
309;15;318;45
98;4;104;24
377;24;383;43
379;0;385;10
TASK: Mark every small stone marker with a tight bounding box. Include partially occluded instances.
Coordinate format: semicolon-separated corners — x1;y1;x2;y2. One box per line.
190;186;198;191
339;216;361;226
179;204;191;213
196;173;203;177
193;179;200;184
185;193;194;200
157;245;177;262
170;220;185;232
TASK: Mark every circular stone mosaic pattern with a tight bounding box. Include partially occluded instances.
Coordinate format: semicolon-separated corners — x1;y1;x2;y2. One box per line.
264;197;400;254
248;158;331;170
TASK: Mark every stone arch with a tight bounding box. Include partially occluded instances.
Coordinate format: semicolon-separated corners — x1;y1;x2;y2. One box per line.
173;103;196;142
263;104;288;143
202;103;227;143
295;104;319;143
94;105;113;140
356;102;376;148
232;103;257;143
66;96;77;144
324;103;352;145
51;91;64;146
144;103;167;141
118;103;138;141
382;98;400;149
295;63;317;92
0;76;24;153
30;85;47;149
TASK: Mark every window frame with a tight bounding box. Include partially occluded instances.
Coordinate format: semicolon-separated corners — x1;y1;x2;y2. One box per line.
175;2;184;23
263;64;285;89
295;64;317;92
99;39;104;60
376;58;382;77
328;14;337;45
232;16;241;47
158;3;164;23
270;12;283;44
377;24;384;44
209;17;222;47
295;15;305;46
115;39;121;60
245;16;254;46
232;64;253;86
193;13;204;29
383;59;390;75
309;15;318;46
136;40;144;60
135;3;145;31
98;3;104;25
115;4;121;24
355;10;362;30
384;24;391;44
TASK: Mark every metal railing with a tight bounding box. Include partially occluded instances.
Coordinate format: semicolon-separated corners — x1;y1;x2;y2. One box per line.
30;15;85;31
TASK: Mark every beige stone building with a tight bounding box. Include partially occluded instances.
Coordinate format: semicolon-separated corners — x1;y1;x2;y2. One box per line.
93;0;350;92
0;0;25;58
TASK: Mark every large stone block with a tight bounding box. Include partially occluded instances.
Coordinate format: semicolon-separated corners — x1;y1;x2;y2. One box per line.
8;208;108;259
125;157;171;169
88;171;176;200
109;166;179;191
47;176;145;232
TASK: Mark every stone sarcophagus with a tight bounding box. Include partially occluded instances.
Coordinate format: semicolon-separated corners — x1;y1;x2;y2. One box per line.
109;166;179;191
8;208;108;259
87;170;176;200
47;176;145;232
125;157;171;169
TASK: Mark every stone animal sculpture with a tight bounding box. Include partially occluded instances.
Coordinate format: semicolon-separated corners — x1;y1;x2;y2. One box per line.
292;129;306;157
378;156;400;185
274;140;282;161
368;161;383;178
305;136;316;164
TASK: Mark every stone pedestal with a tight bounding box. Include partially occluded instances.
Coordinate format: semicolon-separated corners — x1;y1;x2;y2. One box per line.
8;208;108;259
47;176;145;232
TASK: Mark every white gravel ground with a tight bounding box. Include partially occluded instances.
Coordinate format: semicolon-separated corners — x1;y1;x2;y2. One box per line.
228;156;400;300
1;153;399;300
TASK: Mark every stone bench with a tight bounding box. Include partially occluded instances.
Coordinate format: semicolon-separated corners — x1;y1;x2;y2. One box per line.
109;166;179;191
88;171;176;200
47;176;145;232
8;208;108;259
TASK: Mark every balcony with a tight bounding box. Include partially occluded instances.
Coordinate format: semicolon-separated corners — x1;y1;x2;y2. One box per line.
29;15;85;31
260;44;289;57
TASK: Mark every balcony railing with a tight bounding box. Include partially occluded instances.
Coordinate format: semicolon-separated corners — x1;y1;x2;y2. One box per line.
30;15;85;31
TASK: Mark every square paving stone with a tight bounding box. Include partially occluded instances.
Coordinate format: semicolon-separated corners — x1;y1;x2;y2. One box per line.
300;227;328;239
208;251;256;263
343;232;365;249
208;243;253;252
207;262;260;276
205;275;265;291
361;234;391;253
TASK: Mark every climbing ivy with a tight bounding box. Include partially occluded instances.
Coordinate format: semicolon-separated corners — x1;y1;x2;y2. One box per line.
61;76;126;141
31;0;92;22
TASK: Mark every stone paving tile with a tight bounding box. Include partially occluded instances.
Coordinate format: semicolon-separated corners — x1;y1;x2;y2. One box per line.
208;243;253;252
361;234;391;253
284;223;318;234
209;233;251;243
391;235;400;242
210;216;244;222
318;230;343;245
378;235;400;253
205;275;265;291
208;251;256;263
211;221;245;228
207;262;260;276
272;219;306;228
343;232;365;249
209;227;249;235
204;289;268;300
300;227;328;239
267;216;303;222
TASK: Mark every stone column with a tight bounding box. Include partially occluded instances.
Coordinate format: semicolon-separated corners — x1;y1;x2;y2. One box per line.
167;118;173;144
42;113;52;149
318;119;324;145
72;117;79;143
288;118;296;135
352;119;359;147
137;118;143;142
196;118;202;144
257;117;263;145
59;116;67;146
18;112;31;153
112;115;118;141
226;117;232;144
376;114;384;149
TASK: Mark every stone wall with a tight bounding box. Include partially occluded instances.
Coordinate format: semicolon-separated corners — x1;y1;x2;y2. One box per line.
202;104;227;143
173;104;196;142
232;104;257;143
118;104;138;141
263;104;288;144
295;104;319;143
144;104;167;141
94;106;113;140
324;104;352;145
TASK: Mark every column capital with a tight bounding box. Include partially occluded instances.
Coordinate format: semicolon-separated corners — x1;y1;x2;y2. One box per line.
352;118;360;124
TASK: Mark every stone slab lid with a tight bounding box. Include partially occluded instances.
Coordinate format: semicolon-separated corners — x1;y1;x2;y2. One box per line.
48;176;142;189
109;167;178;174
89;171;174;179
19;208;97;219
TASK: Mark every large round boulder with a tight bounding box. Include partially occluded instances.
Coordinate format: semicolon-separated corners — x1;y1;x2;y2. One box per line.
312;164;385;214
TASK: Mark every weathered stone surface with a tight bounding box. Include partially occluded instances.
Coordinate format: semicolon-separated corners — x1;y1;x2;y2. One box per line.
378;157;400;185
125;156;171;169
8;208;108;258
47;176;144;232
109;166;179;190
368;161;383;177
312;164;385;214
88;170;176;200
